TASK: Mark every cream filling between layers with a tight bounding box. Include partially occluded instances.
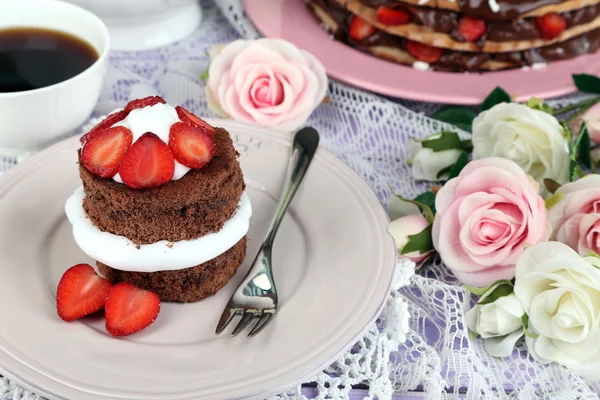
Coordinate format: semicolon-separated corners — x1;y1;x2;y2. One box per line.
65;187;252;272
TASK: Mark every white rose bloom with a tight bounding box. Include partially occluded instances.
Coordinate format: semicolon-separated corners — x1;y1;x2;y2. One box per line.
466;291;525;357
514;242;600;380
407;136;462;181
472;103;570;191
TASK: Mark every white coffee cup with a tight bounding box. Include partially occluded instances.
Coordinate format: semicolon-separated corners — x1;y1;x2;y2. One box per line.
0;0;110;156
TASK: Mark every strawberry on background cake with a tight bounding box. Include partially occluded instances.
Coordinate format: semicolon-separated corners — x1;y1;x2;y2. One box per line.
64;96;252;304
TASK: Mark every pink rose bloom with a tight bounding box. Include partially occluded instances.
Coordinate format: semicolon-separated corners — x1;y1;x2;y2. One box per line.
432;157;550;287
206;39;328;132
548;174;600;256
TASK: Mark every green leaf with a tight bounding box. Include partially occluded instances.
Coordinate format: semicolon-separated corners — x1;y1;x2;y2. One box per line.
526;97;553;114
477;281;514;305
573;74;600;94
465;285;489;296
543;178;562;194
199;68;209;81
401;224;433;255
421;131;464;152
522;314;539;339
431;107;476;132
393;192;436;223
545;192;564;210
570;159;583;182
587;250;600;259
481;87;511;111
414;191;436;214
388;188;421;220
468;330;479;340
436;165;452;179
448;151;469;180
577;122;592;169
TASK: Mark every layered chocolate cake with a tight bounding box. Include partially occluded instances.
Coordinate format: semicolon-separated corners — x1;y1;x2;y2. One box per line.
65;96;251;302
308;0;600;71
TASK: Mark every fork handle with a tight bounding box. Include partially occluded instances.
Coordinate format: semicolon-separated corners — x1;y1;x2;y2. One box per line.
263;127;320;248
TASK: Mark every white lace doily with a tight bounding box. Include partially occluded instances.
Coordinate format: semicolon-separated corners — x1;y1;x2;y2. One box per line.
1;1;599;399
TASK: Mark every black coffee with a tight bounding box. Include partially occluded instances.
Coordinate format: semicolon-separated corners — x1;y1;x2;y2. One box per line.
0;28;98;93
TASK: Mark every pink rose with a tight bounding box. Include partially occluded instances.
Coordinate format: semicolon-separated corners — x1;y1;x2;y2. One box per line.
547;174;600;256
432;157;550;287
206;39;328;132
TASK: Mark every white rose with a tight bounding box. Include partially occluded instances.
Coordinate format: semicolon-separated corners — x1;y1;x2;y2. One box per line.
387;214;433;265
466;288;525;357
472;103;570;191
514;242;600;380
407;136;462;181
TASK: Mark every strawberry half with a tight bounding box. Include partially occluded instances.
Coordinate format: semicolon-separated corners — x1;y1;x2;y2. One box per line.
535;13;566;40
81;126;133;178
118;132;175;189
124;96;166;113
57;264;112;322
407;40;443;63
349;16;376;41
457;16;486;42
169;122;216;169
80;110;128;145
105;283;160;337
175;106;215;136
376;6;411;26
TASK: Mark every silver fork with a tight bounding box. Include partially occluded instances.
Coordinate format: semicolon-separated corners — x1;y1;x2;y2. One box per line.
215;127;320;338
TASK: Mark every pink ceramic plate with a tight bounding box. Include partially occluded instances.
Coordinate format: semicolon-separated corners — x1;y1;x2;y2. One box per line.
243;0;600;104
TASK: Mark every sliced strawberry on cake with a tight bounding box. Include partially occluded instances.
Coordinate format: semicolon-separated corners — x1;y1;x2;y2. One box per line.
81;126;133;178
169;122;216;169
124;95;166;113
118;132;175;189
176;106;215;136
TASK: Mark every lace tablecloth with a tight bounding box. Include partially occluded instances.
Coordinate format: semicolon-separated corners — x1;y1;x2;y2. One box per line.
2;1;600;399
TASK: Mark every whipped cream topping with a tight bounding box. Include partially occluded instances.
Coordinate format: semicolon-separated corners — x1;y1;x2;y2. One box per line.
110;103;190;183
65;187;252;272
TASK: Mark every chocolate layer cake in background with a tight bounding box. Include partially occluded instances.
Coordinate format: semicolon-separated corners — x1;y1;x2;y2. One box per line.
308;0;600;71
66;97;251;303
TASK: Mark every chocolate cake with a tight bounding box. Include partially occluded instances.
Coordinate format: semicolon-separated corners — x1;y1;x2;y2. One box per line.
79;127;244;245
308;0;600;71
66;97;251;303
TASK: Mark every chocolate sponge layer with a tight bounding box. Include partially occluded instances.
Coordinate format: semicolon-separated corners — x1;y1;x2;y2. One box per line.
98;236;247;303
80;127;245;245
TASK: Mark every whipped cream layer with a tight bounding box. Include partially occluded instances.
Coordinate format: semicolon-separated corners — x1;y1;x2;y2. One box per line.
65;187;252;272
110;103;190;183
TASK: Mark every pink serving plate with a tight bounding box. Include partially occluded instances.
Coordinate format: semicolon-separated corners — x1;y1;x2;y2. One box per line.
243;0;600;104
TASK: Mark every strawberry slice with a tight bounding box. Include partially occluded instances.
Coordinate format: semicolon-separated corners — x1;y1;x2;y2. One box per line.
349;16;376;41
376;6;411;26
81;126;133;178
105;282;160;337
407;40;443;63
457;16;487;42
535;13;566;40
175;106;215;136
57;264;112;322
169;122;216;169
80;110;128;145
124;96;166;113
118;132;175;189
